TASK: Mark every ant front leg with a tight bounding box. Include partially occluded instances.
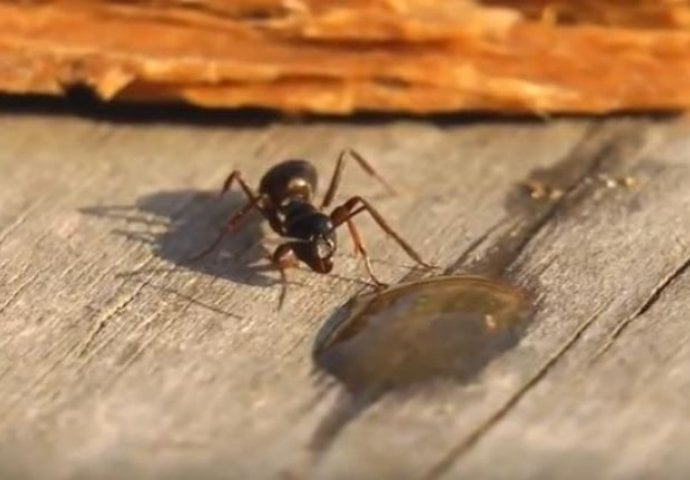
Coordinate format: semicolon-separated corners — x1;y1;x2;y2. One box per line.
271;242;300;309
344;219;387;287
188;170;264;262
321;149;397;209
330;196;433;269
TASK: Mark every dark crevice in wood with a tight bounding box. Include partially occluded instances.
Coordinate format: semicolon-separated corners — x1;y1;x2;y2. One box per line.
592;254;690;361
77;263;157;357
423;119;657;478
441;216;513;276
449;119;654;280
636;256;690;318
7;94;655;128
353;123;657;476
102;0;295;23
394;217;511;285
0;199;45;246
0;263;34;315
448;123;602;278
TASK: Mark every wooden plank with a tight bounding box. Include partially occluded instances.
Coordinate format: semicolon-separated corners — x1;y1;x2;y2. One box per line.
0;104;688;479
434;122;690;480
310;120;690;480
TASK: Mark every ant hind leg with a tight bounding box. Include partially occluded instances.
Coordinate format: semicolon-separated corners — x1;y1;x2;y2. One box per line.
344;219;387;287
220;170;260;202
270;242;302;309
186;198;262;262
187;170;265;262
321;149;397;209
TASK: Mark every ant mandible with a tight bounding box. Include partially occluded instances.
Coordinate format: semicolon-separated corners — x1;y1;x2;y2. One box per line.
191;149;432;305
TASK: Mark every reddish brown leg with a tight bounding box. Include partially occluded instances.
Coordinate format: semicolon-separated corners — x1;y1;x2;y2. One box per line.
188;170;264;262
321;149;397;209
345;219;386;287
223;171;288;235
220;170;260;202
271;242;300;309
330;196;432;268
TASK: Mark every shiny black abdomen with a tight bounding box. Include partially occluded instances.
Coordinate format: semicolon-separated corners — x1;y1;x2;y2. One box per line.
259;159;318;206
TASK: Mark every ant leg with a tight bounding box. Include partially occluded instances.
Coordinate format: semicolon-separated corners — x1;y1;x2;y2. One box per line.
220;170;260;202
271;242;300;309
321;148;396;209
187;197;262;262
188;171;266;262
330;196;432;268
223;171;287;235
345;219;387;287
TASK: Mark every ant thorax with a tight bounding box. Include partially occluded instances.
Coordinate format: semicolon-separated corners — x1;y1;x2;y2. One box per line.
285;177;313;203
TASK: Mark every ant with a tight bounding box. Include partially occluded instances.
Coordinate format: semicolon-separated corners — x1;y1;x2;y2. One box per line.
190;149;432;305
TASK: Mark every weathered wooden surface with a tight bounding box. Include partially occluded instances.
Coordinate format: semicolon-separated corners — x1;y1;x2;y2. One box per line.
1;102;689;480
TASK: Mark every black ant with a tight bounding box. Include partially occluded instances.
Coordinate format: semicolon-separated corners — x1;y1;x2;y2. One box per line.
190;149;432;305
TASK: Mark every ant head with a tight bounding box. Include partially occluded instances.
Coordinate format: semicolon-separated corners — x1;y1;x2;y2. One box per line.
314;233;336;261
303;225;336;273
289;213;337;274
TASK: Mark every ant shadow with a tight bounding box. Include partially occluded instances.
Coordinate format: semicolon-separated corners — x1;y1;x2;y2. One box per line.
81;188;374;295
81;189;280;288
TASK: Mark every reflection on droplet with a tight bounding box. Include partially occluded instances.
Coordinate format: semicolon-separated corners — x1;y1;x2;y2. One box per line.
314;275;532;397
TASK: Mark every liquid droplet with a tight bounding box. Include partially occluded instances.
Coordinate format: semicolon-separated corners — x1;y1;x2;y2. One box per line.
314;275;531;396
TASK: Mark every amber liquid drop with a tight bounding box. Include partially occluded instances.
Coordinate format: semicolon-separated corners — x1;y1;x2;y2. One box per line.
314;275;531;396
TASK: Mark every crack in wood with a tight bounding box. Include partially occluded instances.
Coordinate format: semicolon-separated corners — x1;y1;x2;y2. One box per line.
75;266;199;368
446;125;601;277
146;282;244;319
4;112;682;478
421;120;657;478
453;121;653;280
108;0;293;23
636;256;690;318
74;183;259;357
424;300;614;480
0;247;146;424
99;276;227;393
0;197;45;246
441;217;512;276
302;122;654;475
77;258;155;357
0;229;60;327
0;265;35;316
591;254;690;362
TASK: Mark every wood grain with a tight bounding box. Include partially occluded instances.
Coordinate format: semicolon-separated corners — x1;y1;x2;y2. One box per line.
0;103;688;479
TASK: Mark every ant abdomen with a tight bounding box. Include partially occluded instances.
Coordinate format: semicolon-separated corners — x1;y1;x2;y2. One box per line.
259;159;317;205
